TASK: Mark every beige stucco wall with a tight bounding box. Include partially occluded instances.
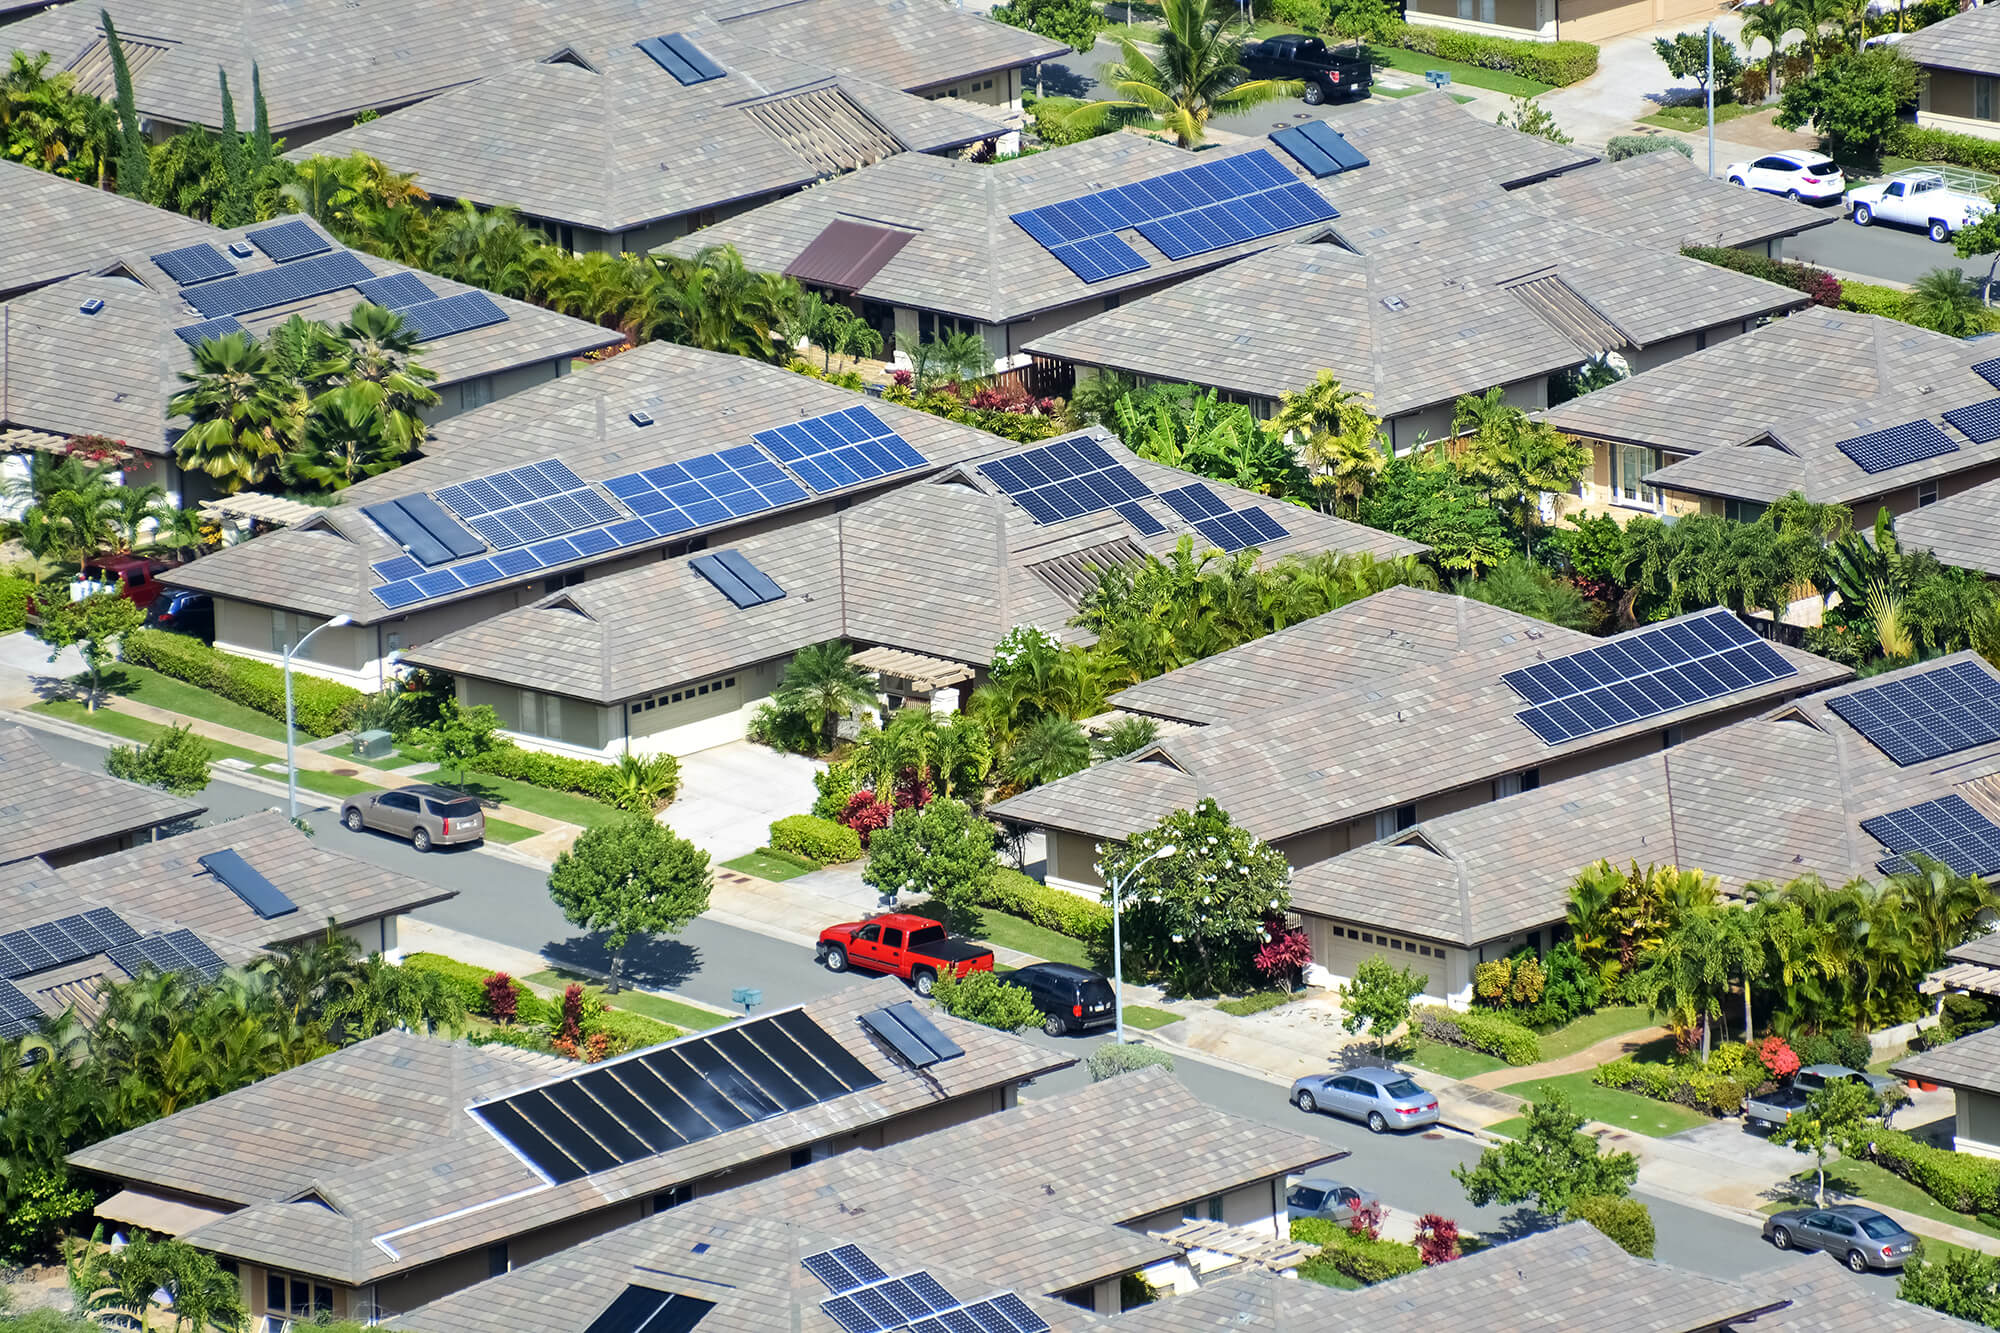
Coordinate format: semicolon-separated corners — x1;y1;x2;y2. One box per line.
1920;69;2000;139
1956;1088;2000;1158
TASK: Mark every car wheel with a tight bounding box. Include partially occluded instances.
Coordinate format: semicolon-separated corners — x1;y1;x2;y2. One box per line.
1930;220;1951;242
1303;83;1325;105
913;968;937;997
1729;176;1746;187
1295;1089;1318;1114
1367;1111;1388;1134
1853;203;1873;226
1847;1249;1870;1273
1771;1226;1793;1250
412;827;431;853
343;808;365;832
1787;188;1803;201
824;945;848;973
1043;1012;1068;1037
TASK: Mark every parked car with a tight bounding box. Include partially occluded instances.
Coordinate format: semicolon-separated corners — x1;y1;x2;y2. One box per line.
1763;1205;1918;1271
1287;1177;1379;1225
1723;151;1845;203
1007;961;1115;1036
1847;170;1994;241
1742;1085;1810;1128
1239;34;1372;105
339;784;486;852
816;913;994;996
1793;1063;1902;1098
151;589;213;640
1290;1066;1440;1133
27;554;179;623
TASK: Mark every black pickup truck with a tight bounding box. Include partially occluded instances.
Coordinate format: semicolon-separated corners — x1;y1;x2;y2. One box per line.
1240;34;1373;105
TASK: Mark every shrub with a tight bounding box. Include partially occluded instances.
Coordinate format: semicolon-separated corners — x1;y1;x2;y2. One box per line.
1593;1058;1742;1115
484;971;519;1024
1882;121;2000;174
1836;279;1912;322
980;867;1111;945
1254;923;1313;986
931;968;1042;1031
1537;942;1602;1026
582;1006;681;1054
1319;1230;1425;1284
1219;989;1301;1017
1508;954;1546;1006
770;814;863;865
840;791;894;847
1866;1127;2000;1215
120;627;366;737
466;741;672;808
1793;1030;1872;1071
1086;1040;1175;1081
1759;1035;1800;1080
811;762;859;821
104;722;211;795
1374;20;1599;85
1418;1006;1540;1065
1269;0;1328;27
746;700;827;756
403;953;553;1025
0;575;32;633
1474;958;1511;1004
1567;1194;1655;1258
1605;135;1692;161
1414;1214;1460;1266
1681;246;1842;307
560;983;586;1044
1704;1040;1754;1080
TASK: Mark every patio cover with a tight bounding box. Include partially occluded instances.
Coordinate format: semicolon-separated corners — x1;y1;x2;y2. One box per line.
198;493;323;527
97;1187;233;1236
784;219;913;291
850;646;974;692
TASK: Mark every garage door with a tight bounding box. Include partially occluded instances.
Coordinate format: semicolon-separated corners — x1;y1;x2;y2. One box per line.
1306;918;1446;999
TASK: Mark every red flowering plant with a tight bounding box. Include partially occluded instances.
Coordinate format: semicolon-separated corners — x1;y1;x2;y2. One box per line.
483;971;518;1024
66;434;133;466
1414;1214;1461;1266
1758;1035;1800;1082
1253;919;1312;989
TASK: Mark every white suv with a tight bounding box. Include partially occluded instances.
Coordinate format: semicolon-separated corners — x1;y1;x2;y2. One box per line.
1724;150;1845;203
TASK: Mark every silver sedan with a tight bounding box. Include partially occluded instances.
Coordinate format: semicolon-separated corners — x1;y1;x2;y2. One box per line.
1291;1066;1440;1133
1764;1205;1918;1271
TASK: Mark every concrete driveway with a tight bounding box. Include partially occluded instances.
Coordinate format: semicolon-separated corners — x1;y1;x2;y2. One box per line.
0;629;83;708
663;741;823;862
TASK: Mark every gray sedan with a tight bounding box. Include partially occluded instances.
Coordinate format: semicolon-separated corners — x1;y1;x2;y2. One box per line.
1763;1205;1919;1271
1291;1066;1440;1133
1287;1177;1379;1225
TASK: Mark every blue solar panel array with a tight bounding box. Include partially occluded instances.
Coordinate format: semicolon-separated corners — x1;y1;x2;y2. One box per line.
692;550;785;609
151;243;236;285
1010;149;1337;281
173;315;247;347
355;271;437;311
752;406;926;493
181;250;373;318
1115;500;1166;536
363;494;486;567
803;1244;1052;1333
1269;120;1369;178
637;32;726;84
0;981;39;1040
1827;660;2000;766
1835;420;1958;475
1944;398;2000;445
400;291;510;341
199;848;297;919
1158;482;1290;553
106;929;226;982
583;1288;714;1333
604;446;809;530
1863;794;2000;877
436;460;621;551
247;218;332;262
1503;608;1797;746
1975;357;2000;391
0;908;141;981
979;435;1150;524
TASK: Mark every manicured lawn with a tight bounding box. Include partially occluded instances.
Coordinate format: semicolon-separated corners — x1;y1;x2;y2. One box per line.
1536;1007;1656;1061
1497;1070;1711;1137
89;664;289;741
1368;44;1551;96
1768;1160;2000;1242
972;906;1092;968
527;969;728;1030
1122;1004;1184;1030
481;818;536;845
722;850;816;882
410;768;619;829
1405;1038;1508;1081
1637;99;1759;133
1373;85;1476;103
1484;1115;1528;1140
33;698;388;800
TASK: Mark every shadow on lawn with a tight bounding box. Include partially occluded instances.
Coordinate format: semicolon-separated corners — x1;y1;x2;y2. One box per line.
544;932;703;992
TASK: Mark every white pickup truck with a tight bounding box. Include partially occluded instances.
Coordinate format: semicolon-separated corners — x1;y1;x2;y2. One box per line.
1847;170;1994;242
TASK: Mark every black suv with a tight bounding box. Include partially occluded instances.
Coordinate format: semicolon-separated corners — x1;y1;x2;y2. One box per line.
1010;963;1116;1036
1240;34;1372;105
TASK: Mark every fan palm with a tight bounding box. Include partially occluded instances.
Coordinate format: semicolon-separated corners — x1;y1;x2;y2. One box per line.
775;640;878;748
1090;714;1159;761
1266;371;1386;516
308;302;439;450
931;715;994;800
1054;0;1299;147
1906;266;1988;338
109;481;166;552
168;331;305;493
284;381;412;490
1003;713;1092;787
1890;857;1996;952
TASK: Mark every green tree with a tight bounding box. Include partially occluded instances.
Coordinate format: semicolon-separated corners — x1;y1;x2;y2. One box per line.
1453;1089;1640;1217
103;9;147;197
1775;47;1918;153
1056;0;1299;148
104;723;212;795
1905;266;1989;338
547;818;712;992
68;1230;246;1332
644;244;797;361
1265;371;1384;517
2;50;112;183
931;967;1043;1030
305;302;441;449
410;698;501;783
863;798;1000;930
1769;1077;1878;1206
1453;558;1594;631
1950;199;2000;304
284;381;412;489
1452;388;1589;555
214;67;247;228
41;593;143;712
1494;95;1573;144
774;640;878;750
1630;900;1756;1059
168;331;307;493
1652;30;1746;98
1003;713;1091;788
1339;955;1427;1056
1566;1194;1656;1259
1739;1;1799;84
993;0;1102;52
1358;446;1515;575
1899;1247;2000;1325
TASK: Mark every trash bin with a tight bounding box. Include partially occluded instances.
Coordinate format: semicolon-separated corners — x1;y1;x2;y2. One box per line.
354;729;394;760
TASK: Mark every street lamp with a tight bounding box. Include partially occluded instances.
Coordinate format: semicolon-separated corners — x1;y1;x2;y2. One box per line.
1108;842;1178;1045
284;614;352;820
1705;20;1716;180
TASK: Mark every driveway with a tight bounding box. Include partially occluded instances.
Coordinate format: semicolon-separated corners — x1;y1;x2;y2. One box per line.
0;629;83;708
663;740;823;862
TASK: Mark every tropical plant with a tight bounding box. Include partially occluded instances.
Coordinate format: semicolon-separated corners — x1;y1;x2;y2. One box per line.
1904;266;1990;338
168;331;307;492
1091;714;1160;762
1653;30;1746;98
1451;388;1589;554
1265;371;1385;516
1003;713;1092;788
644;244;797;360
1494;95;1573;143
1771;1077;1879;1205
773;640;878;749
68;1230;247;1332
1;49;113;184
1359;445;1516;575
1740;1;1800;83
862;797;1000;928
304;301;441;447
609;750;679;815
41;593;143;712
1453;1089;1640;1217
1453;558;1594;631
104;723;212;795
547;818;712;991
1629;903;1760;1059
283;381;412;489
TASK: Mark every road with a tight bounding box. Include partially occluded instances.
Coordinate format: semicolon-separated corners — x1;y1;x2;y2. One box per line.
17;716;1902;1291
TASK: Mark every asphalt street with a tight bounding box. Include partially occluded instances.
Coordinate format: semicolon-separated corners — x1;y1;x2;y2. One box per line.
17;716;1902;1291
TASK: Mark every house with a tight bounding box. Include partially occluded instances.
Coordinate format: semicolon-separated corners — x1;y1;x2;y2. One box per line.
1900;4;2000;142
1542;310;1991;522
1283;651;2000;1002
1401;0;1727;49
4;0;1062;147
1926;930;2000;1000
288;32;1007;257
67;978;1068;1323
0;161;222;300
0;724;204;867
1897;474;2000;576
989;588;1848;937
1894;1023;2000;1157
400;434;1421;758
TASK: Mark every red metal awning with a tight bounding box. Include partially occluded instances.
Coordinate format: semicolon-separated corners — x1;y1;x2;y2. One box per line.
784;220;913;292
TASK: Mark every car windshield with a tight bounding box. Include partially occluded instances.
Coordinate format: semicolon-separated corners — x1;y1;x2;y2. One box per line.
1859;1216;1903;1240
1290;1187;1325;1209
426;798;481;818
906;924;947;947
1383;1079;1424;1098
1807;160;1836;174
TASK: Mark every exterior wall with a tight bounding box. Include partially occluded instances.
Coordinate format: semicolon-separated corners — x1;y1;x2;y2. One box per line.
1558;0;1716;41
1920;69;2000;141
1383;376;1548;455
1574;436;1703;521
1046;829;1107;893
458;657;790;760
1956;1088;2000;1158
333;913;400;958
1404;0;1552;38
1674;456;2000;528
425;357;570;423
1300;915;1467;1003
912;67;1017;110
1124;1177;1291;1245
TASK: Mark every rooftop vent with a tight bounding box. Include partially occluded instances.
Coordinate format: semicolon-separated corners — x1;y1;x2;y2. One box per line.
79;298;104;315
227;241;255;259
630;410;655;427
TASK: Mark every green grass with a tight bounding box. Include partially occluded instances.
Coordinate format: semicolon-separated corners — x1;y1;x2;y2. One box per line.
1406;1038;1508;1080
1217;989;1303;1017
527;969;728;1030
722;850;816;882
1373;84;1476;103
901;898;1097;969
1122;1004;1184;1030
481;818;536;844
1367;43;1551;96
410;768;619;829
1637;100;1759;133
86;663;290;741
1535;1007;1656;1061
1299;1262;1365;1290
1484;1115;1528;1140
1496;1070;1711;1137
1766;1160;2000;1242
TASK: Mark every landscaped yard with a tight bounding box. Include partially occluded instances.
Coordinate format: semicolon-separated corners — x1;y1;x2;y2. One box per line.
1373;85;1476;103
1767;1160;2000;1243
1637;99;1758;133
527;969;728;1030
1536;1007;1656;1061
1368;44;1552;97
1405;1038;1508;1081
85;663;289;741
1497;1070;1711;1137
970;906;1093;968
1122;1004;1184;1030
722;850;815;882
410;767;621;829
32;699;385;800
333;738;435;768
1217;989;1304;1017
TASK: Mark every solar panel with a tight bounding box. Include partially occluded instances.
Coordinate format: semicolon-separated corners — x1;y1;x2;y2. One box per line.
159;929;226;978
0;909;135;979
354;271;437;311
399;290;510;341
1158;482;1230;521
979;436;1150;525
637;32;726;83
1977;357;2000;391
1827;659;2000;766
1047;233;1149;284
180;249;373;317
1114;500;1166;536
371;555;424;583
152;243;235;285
436;460;621;552
583;1288;715;1333
1835;419;1957;475
1297;118;1368;171
246;218;332;262
1944;397;2000;445
106;931;225;981
1503;607;1797;746
859;1001;963;1068
363;495;486;567
0;930;57;974
0;980;42;1040
173;315;248;347
602;445;808;535
989;1294;1050;1333
752;405;927;494
690;550;784;609
1240;507;1290;544
1862;793;2000;877
768;1006;881;1092
1269;124;1341;177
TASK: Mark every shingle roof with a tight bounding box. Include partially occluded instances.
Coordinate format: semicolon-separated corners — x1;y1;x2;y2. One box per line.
1949;929;2000;968
0;724;205;865
75;980;1070;1284
697;0;1065;92
1898;476;2000;576
991;597;1846;845
1752;1256;1985;1331
1900;0;2000;75
0;161;221;298
1893;1023;2000;1096
1513;148;1836;250
287;35;1001;234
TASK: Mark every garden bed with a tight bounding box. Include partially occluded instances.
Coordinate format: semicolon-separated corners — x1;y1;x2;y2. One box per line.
525;968;727;1031
1216;989;1305;1017
1637;100;1759;133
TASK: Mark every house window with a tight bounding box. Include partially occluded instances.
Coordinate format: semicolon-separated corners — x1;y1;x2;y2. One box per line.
1725;498;1768;524
487;1244;509;1278
270;609;288;655
385;631;402;653
1610;443;1660;507
1979;75;1997;121
265;1273;331;1318
1920;480;1940;507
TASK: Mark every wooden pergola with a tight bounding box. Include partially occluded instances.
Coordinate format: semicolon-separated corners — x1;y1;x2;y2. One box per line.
848;647;975;694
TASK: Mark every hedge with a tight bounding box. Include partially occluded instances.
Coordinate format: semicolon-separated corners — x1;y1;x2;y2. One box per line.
1290;1220;1423;1284
770;814;862;865
403;952;554;1025
1567;1194;1655;1258
1591;1058;1744;1116
1882;122;2000;175
466;741;673;807
1606;135;1690;162
1375;20;1598;86
1418;1006;1540;1065
0;576;31;634
588;1006;683;1052
120;627;368;738
1866;1126;2000;1215
979;867;1111;945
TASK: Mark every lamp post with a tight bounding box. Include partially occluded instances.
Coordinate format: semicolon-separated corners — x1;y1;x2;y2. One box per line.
284;614;352;820
1706;20;1716;179
1108;842;1179;1045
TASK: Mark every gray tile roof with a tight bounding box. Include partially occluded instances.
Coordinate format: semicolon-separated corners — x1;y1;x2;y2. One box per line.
0;724;204;865
1949;929;2000;968
991;596;1846;845
75;979;1070;1284
1900;0;2000;75
405;439;1420;700
288;35;1001;234
0;161;222;298
875;1067;1343;1223
1898;476;2000;576
696;0;1066;92
1893;1023;2000;1096
1752;1256;1985;1331
1512;147;1836;251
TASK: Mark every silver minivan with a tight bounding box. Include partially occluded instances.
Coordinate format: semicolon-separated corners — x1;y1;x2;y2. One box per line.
340;784;485;852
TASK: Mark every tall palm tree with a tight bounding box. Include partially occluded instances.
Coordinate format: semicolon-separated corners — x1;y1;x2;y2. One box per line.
1631;905;1757;1059
1266;371;1386;517
168;331;306;493
1739;0;1799;85
1906;266;1988;338
283;381;410;490
1058;0;1299;148
774;640;878;749
1003;713;1091;788
1891;858;1996;954
931;715;994;800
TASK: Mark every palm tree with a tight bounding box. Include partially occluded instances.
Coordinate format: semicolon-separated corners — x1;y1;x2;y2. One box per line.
308;302;439;450
1906;266;1988;338
931;715;994;800
168;331;306;493
775;640;878;749
1057;0;1299;148
1003;714;1091;787
1631;905;1757;1059
109;481;167;552
284;382;410;490
831;309;885;370
1090;714;1159;761
1739;0;1799;85
644;245;794;360
1266;371;1386;517
146;503;212;561
1890;858;1996;954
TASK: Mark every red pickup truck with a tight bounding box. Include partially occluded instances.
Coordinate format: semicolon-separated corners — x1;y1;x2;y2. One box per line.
27;555;177;623
816;913;995;996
